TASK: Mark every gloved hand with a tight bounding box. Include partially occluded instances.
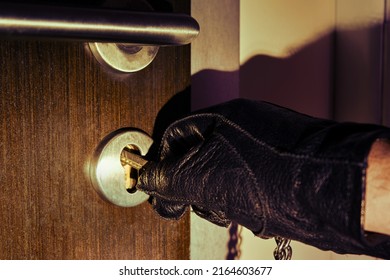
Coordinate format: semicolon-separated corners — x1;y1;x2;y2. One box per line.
138;99;390;259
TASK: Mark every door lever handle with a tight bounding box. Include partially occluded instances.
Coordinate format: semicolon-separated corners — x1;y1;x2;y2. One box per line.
0;2;200;72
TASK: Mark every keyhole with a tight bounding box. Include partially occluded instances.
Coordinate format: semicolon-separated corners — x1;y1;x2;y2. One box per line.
121;145;141;194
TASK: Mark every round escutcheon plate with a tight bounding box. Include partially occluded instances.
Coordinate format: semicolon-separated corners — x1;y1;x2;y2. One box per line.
89;129;153;207
89;42;159;73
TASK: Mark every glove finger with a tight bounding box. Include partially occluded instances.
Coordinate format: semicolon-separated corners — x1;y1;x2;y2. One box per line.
150;197;188;220
138;161;171;194
159;116;215;159
138;148;204;202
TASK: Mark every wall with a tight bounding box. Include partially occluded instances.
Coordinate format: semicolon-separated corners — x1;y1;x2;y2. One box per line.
190;0;334;259
239;0;335;260
334;0;385;124
239;0;382;260
240;0;335;119
191;0;240;111
190;0;383;259
190;0;240;260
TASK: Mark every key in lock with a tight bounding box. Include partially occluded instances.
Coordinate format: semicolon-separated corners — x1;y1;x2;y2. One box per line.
89;129;152;207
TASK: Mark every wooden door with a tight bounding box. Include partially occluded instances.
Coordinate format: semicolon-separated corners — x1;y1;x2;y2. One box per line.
0;0;190;259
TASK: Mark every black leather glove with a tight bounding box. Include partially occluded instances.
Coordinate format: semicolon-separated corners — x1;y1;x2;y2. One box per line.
138;99;390;259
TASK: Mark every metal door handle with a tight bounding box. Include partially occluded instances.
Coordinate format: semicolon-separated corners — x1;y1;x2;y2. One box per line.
0;2;200;72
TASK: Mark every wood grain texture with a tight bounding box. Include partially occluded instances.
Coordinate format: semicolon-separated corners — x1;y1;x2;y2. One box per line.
0;1;190;259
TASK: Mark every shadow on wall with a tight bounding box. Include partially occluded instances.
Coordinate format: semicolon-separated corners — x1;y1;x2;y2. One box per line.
192;31;335;119
240;32;335;119
193;20;385;127
153;32;335;157
191;68;239;111
151;21;384;150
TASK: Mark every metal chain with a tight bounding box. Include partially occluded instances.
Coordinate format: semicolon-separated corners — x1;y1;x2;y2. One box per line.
226;222;242;260
273;236;292;260
226;224;291;260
